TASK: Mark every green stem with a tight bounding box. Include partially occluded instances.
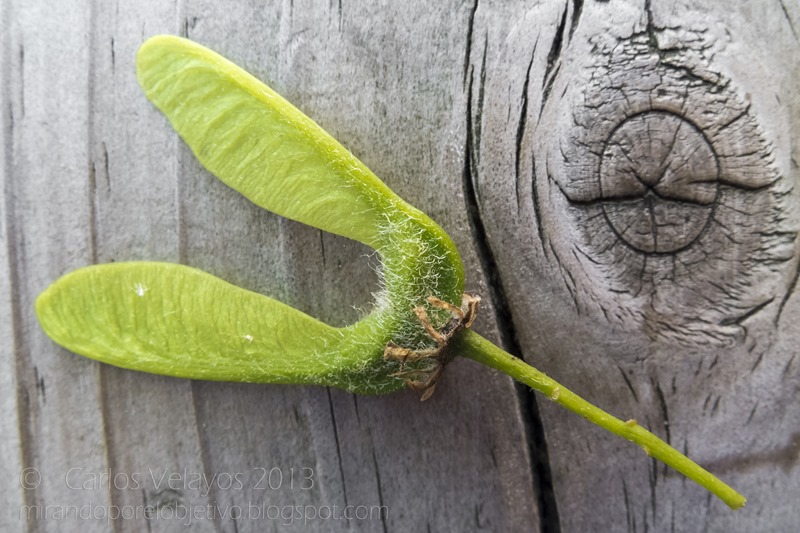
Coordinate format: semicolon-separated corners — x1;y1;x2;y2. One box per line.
451;329;746;510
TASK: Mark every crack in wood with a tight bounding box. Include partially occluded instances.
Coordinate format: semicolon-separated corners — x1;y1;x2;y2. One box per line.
325;387;350;509
568;0;583;42
465;62;561;533
369;439;389;533
463;0;479;88
542;3;567;110
779;0;799;43
515;49;536;213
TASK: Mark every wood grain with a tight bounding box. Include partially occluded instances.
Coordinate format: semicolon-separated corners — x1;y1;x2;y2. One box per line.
470;0;800;531
0;3;26;530
3;2;111;532
2;0;798;532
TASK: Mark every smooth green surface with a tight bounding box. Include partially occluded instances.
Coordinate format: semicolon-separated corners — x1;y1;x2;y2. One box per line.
37;262;345;383
453;329;747;510
137;35;398;249
36;35;464;394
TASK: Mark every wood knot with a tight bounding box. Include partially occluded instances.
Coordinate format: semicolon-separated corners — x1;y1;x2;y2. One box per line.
600;111;718;254
384;293;480;401
532;21;798;346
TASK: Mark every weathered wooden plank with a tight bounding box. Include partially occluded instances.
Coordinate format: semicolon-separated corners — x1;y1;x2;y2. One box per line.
8;0;798;531
5;1;111;531
471;0;800;531
0;1;26;529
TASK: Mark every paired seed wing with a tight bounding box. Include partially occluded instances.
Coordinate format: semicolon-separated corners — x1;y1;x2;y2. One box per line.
36;262;345;384
137;35;398;249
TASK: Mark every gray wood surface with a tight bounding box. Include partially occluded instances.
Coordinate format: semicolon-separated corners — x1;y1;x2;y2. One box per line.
2;0;798;532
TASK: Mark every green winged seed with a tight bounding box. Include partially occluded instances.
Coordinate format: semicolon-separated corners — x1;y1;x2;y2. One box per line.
36;35;464;394
35;35;748;509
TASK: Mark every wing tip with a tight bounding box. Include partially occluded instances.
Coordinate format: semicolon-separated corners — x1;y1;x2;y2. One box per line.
136;34;201;91
35;275;72;349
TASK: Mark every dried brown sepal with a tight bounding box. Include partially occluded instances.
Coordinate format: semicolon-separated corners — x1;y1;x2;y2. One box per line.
383;293;480;400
